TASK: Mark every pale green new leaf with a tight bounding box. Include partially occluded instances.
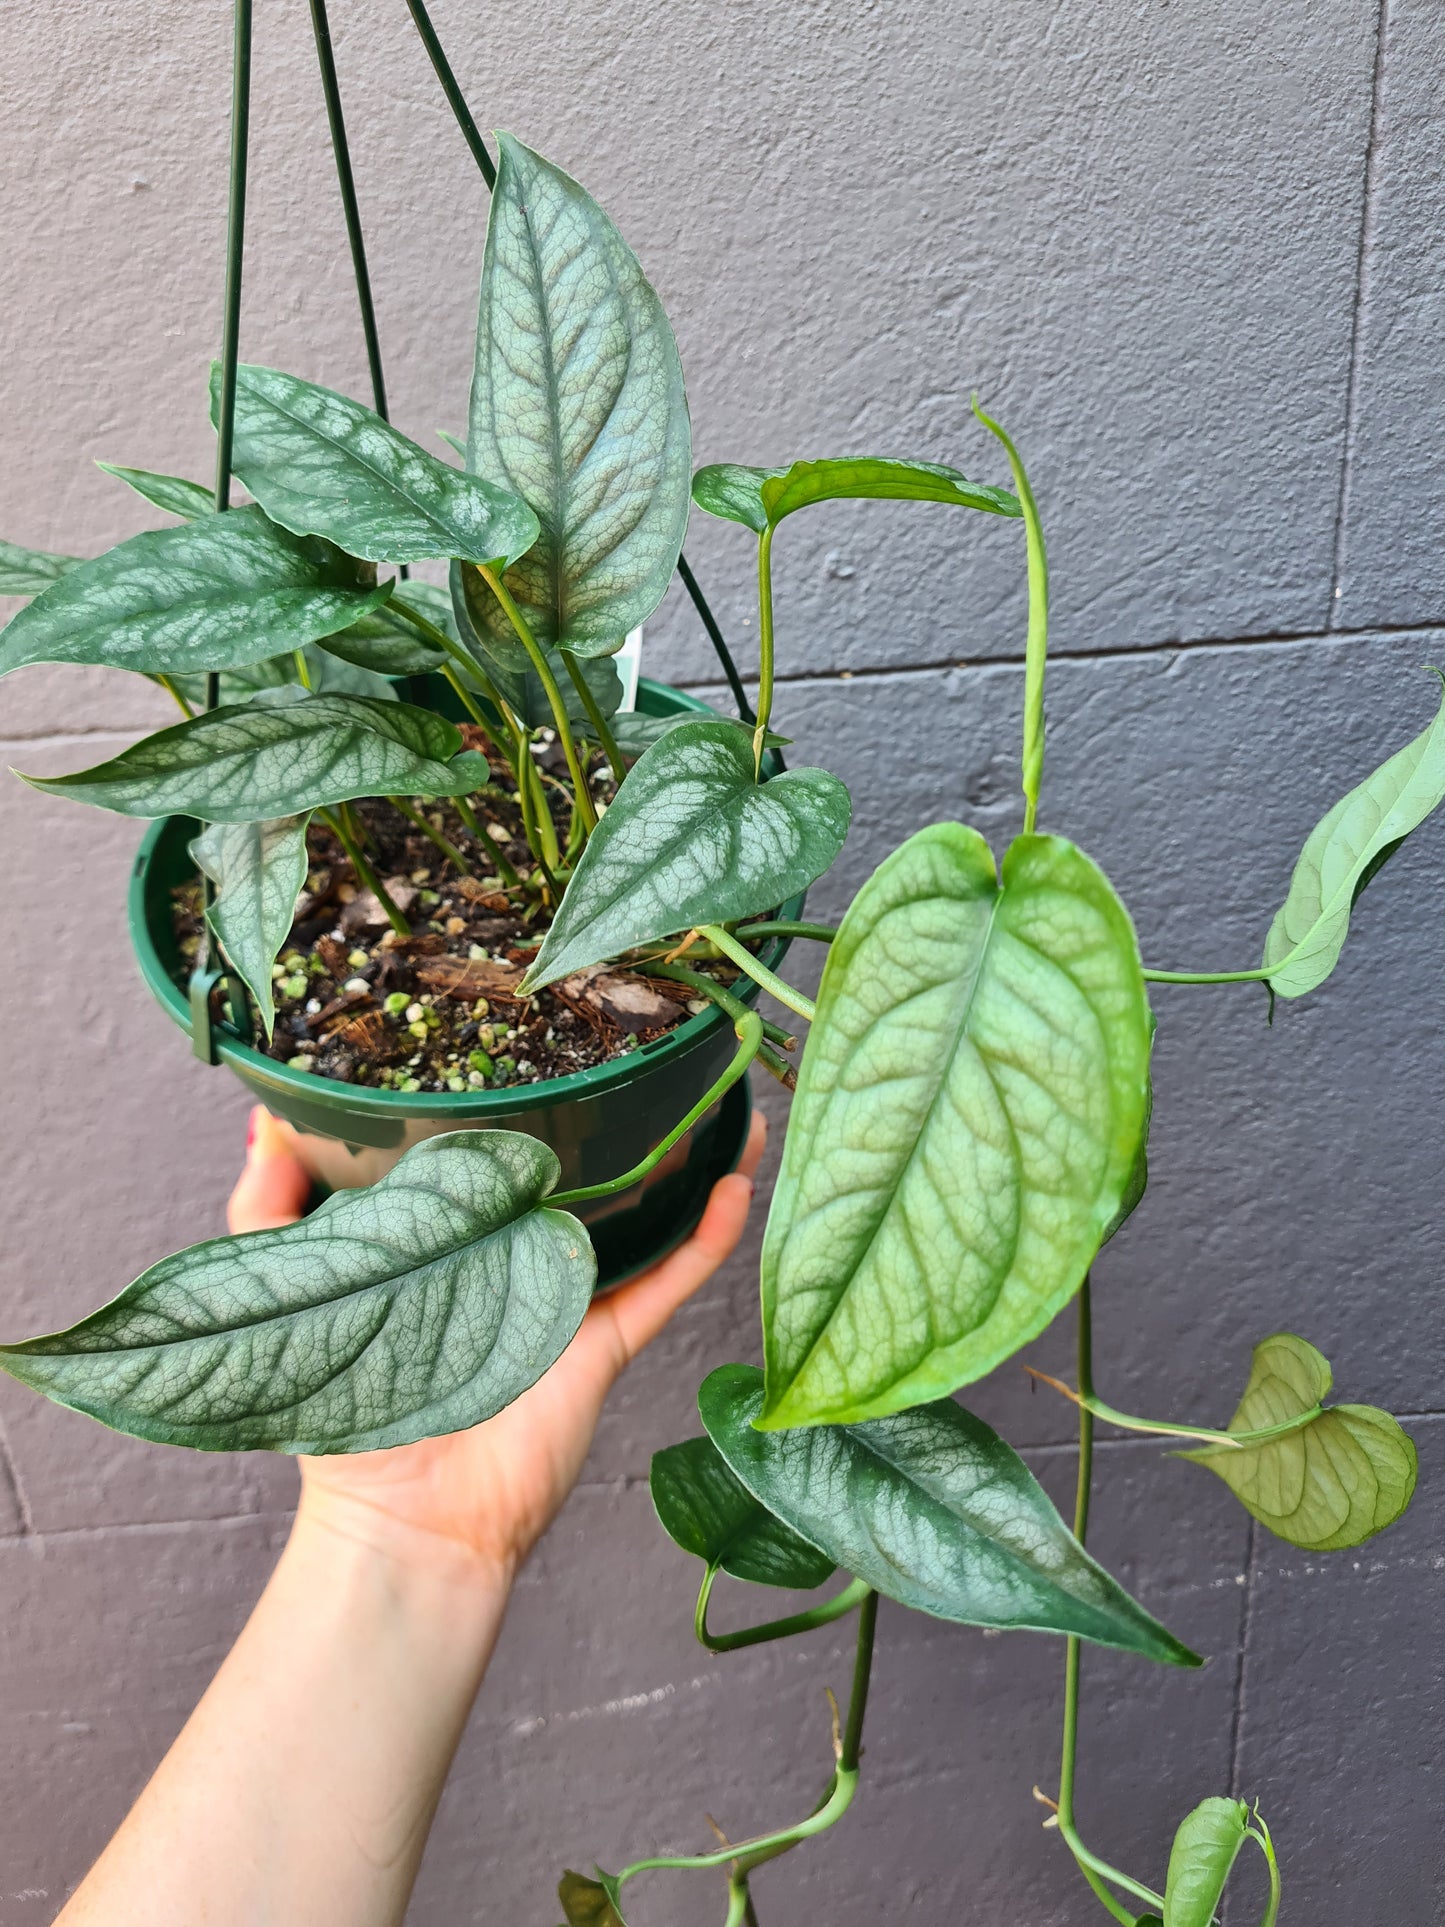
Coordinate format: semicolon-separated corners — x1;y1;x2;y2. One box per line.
1182;1333;1417;1550
97;463;215;520
1162;1798;1249;1927
701;1365;1196;1664
465;133;691;665
0;1132;595;1453
218;362;540;568
521;720;851;992
191;814;311;1039
0;505;392;678
0;538;83;595
690;456;1021;534
558;1872;626;1927
320;584;455;677
1263;675;1445;997
760;823;1152;1428
650;1435;837;1590
19;693;488;821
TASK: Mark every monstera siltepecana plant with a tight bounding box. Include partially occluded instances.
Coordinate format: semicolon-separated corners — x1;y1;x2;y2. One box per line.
1;120;1435;1927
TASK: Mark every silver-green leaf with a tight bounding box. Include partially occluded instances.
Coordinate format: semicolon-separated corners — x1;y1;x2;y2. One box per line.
320;584;456;677
191;814;312;1039
691;456;1021;534
650;1435;837;1590
0;538;84;596
700;1365;1197;1664
1264;674;1445;997
218;362;540;568
0;505;391;678
521;720;851;992
0;1131;595;1454
1181;1333;1417;1550
464;132;691;665
19;693;488;821
96;463;215;521
760;824;1152;1429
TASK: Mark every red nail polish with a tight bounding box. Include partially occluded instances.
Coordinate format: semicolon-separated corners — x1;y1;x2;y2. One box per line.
246;1112;258;1151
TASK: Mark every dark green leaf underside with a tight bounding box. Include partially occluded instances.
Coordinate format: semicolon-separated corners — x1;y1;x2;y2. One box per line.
650;1435;837;1589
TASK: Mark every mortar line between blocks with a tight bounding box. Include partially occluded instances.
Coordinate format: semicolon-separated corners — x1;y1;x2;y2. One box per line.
1227;1516;1259;1807
0;1505;297;1548
1329;0;1393;627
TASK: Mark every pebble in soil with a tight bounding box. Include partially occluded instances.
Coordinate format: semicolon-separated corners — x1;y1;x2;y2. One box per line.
170;782;732;1094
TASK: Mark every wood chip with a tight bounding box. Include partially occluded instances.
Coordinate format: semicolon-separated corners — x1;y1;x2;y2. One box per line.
327;1009;407;1061
582;972;683;1032
415;955;526;1000
457;877;512;912
310;988;373;1031
380;932;447;958
340;879;418;934
315;934;350;978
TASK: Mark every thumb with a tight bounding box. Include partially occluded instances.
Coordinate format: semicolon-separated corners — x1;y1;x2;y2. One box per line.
227;1107;312;1233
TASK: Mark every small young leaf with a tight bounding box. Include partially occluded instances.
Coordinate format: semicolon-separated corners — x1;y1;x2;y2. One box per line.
191;814;312;1039
760;824;1152;1428
650;1435;837;1589
319;585;455;677
691;456;1021;533
0;1132;595;1453
0;538;83;595
700;1365;1198;1665
1161;1797;1249;1927
218;362;540;568
1181;1333;1417;1550
558;1871;628;1927
466;133;691;663
1264;674;1445;997
20;693;488;821
96;463;215;520
0;506;392;678
521;720;851;992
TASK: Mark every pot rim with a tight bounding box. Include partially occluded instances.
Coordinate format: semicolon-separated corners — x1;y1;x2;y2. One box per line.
127;676;802;1120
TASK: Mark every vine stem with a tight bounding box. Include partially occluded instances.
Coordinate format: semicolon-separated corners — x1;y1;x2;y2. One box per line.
1023;1367;1324;1451
973;396;1047;834
695;1571;870;1654
387;795;472;875
752;524;777;777
1143;966;1272;986
1250;1815;1282;1927
734;919;836;945
321;807;410;935
453;796;523;889
478;564;597;833
638;961;797;1050
698;925;816;1023
156;674;195;718
1055;1279;1166;1923
549;1014;763;1208
561;650;625;777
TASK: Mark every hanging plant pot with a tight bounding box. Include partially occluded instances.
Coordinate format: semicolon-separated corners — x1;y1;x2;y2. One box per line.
128;678;800;1287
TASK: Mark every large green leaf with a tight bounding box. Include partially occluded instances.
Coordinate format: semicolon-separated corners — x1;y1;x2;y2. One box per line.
521;720;850;992
650;1435;837;1589
96;463;215;521
1181;1333;1417;1550
1162;1798;1249;1927
464;132;691;666
0;538;83;596
218;362;540;569
0;505;391;678
1263;677;1445;997
0;1132;595;1453
700;1365;1196;1664
191;814;312;1039
691;456;1021;534
320;584;455;677
19;693;488;821
760;824;1152;1428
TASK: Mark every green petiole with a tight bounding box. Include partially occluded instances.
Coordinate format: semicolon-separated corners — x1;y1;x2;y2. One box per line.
694;1570;870;1654
697;925;816;1023
477;563;597;834
1025;1366;1325;1451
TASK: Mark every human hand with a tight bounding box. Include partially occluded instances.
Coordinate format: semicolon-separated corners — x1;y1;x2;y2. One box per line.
229;1106;767;1584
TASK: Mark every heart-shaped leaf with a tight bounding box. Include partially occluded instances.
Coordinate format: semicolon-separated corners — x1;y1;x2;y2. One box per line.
700;1366;1196;1664
1263;675;1445;997
464;132;691;666
1181;1333;1417;1550
319;584;455;677
0;538;83;596
760;824;1152;1428
1162;1798;1249;1927
0;1131;595;1453
691;456;1021;534
96;463;215;521
650;1435;837;1589
218;362;540;569
191;814;312;1039
0;505;392;679
558;1871;628;1927
20;693;488;821
521;720;850;992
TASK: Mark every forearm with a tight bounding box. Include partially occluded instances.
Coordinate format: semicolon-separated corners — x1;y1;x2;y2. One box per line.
59;1493;511;1927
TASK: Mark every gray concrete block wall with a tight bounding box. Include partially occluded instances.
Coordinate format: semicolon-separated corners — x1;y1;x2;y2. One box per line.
1;0;1439;1918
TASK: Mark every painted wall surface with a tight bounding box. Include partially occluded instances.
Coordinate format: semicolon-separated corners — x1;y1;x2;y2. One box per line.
1;2;1441;1920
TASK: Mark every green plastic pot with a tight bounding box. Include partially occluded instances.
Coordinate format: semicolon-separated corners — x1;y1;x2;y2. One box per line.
128;677;798;1287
